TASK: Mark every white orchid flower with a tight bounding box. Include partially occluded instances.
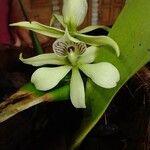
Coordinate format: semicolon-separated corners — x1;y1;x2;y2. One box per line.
20;32;120;108
10;0;119;56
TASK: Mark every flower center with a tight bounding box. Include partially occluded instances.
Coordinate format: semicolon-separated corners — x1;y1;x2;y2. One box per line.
67;46;75;53
53;38;87;66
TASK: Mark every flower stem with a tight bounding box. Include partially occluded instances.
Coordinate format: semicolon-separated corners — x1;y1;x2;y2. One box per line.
18;0;44;54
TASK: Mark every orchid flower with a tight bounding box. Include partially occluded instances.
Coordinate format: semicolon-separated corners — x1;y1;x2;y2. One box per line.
10;0;119;56
20;32;120;108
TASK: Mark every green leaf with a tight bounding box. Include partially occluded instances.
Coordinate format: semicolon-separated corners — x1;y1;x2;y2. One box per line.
0;83;70;123
69;0;150;149
21;83;70;101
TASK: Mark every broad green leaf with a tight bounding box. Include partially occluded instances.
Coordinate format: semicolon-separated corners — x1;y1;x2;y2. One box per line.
69;0;150;149
0;84;70;123
21;83;70;101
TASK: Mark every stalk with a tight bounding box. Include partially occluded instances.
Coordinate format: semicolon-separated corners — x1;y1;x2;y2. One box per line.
18;0;44;54
0;84;69;123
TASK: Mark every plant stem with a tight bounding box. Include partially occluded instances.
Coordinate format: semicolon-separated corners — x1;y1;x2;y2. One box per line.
18;0;44;54
0;85;70;123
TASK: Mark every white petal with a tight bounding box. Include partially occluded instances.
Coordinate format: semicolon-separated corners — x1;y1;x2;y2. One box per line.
63;0;87;29
70;68;86;108
78;46;98;64
80;62;120;88
20;53;67;66
31;66;72;91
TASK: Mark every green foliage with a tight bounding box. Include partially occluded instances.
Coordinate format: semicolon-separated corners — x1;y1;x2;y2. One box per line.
21;82;70;101
69;0;150;149
5;0;150;148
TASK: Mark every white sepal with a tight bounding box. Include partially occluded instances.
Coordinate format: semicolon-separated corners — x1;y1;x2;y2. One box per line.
20;53;67;66
62;0;87;30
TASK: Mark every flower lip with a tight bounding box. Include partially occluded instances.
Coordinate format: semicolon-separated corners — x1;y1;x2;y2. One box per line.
53;39;68;57
53;38;87;57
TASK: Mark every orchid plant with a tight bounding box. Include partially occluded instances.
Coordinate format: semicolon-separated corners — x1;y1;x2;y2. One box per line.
1;0;149;148
10;0;120;108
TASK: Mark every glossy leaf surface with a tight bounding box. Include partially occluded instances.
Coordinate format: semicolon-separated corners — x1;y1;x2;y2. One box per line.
70;0;150;149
